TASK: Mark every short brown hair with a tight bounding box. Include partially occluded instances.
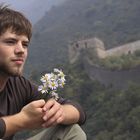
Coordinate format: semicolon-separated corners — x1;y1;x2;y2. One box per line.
0;4;32;40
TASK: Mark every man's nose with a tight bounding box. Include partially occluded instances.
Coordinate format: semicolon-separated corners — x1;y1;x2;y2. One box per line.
14;42;25;54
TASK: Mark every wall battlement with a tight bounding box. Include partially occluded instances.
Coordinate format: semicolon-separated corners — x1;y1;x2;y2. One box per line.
69;37;140;63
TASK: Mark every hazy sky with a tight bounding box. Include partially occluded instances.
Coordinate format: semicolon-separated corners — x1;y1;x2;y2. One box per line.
1;0;35;9
0;0;65;12
0;0;65;23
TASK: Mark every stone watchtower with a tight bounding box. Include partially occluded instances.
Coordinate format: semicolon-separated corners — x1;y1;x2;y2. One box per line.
68;37;106;64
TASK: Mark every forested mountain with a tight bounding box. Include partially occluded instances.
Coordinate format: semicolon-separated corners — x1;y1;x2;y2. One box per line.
16;1;140;139
25;0;140;75
62;62;140;140
17;62;140;140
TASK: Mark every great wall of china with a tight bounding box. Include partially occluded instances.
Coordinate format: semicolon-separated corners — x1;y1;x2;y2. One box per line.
68;37;140;89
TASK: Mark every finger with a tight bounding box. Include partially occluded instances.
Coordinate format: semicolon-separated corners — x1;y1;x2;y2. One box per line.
55;109;65;123
43;102;61;120
43;99;55;111
56;116;64;124
43;108;63;127
42;113;63;128
29;99;45;108
42;117;57;128
54;108;63;121
42;114;62;128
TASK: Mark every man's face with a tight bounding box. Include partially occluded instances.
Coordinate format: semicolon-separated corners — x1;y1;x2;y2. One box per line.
0;29;29;76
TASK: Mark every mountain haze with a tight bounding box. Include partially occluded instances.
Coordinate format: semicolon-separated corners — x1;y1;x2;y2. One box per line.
1;1;140;139
21;0;65;23
25;0;140;75
1;0;65;23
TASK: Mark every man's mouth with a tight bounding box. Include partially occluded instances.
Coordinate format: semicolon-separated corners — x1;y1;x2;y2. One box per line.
12;58;24;65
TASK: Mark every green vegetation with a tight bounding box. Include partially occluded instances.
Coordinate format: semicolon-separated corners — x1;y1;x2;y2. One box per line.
99;50;140;70
20;60;140;139
22;0;140;139
61;61;140;140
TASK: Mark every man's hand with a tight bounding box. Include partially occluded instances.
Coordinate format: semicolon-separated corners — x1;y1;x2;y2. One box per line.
42;99;65;127
42;99;80;128
20;99;46;129
2;99;46;137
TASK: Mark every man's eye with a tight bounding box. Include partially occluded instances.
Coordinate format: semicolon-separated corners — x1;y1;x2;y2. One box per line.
5;40;16;45
22;43;29;48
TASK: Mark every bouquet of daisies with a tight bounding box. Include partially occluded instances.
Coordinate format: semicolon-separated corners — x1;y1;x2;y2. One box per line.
38;68;66;100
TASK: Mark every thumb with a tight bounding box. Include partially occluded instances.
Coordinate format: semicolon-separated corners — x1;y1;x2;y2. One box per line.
31;99;46;108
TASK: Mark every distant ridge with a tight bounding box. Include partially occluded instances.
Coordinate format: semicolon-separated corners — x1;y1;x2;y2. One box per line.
25;0;140;75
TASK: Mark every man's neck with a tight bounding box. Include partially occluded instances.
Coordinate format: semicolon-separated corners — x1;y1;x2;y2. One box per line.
0;72;9;92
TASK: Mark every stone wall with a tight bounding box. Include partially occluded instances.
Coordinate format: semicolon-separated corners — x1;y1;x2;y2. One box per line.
84;62;140;89
69;37;140;63
68;37;140;89
105;40;140;58
68;37;105;63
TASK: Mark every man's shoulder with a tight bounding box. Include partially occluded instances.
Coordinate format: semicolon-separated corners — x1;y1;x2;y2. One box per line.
8;76;31;86
9;76;27;81
8;76;38;94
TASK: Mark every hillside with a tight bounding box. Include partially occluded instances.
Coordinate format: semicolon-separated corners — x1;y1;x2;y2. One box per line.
63;62;140;140
17;1;140;139
25;0;140;75
23;61;140;140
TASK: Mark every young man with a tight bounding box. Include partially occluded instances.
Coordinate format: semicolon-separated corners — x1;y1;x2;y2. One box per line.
0;5;86;140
